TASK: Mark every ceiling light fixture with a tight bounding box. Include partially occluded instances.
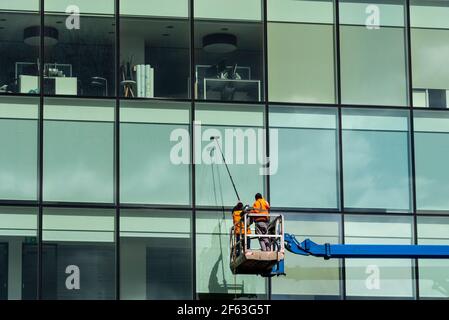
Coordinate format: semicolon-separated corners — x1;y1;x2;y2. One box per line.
24;26;59;46
203;33;237;53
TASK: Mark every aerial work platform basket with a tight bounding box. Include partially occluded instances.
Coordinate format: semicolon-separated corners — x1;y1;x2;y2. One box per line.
230;213;285;276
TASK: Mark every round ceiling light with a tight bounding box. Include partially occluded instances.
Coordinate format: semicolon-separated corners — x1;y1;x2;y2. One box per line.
24;26;59;46
203;33;237;53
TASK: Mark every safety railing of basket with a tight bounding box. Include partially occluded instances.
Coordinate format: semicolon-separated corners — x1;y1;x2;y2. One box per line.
230;214;285;258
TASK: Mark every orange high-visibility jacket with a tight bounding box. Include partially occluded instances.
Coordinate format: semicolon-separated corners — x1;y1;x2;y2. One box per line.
251;198;270;222
232;210;251;235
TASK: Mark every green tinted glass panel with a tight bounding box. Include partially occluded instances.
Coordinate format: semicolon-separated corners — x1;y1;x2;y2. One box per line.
342;108;411;212
42;207;115;300
120;209;192;300
269;106;339;209
268;0;335;104
340;0;408;106
272;213;341;299
43;98;114;203
196;211;267;299
414;111;449;211
417;216;449;298
120;100;191;205
195;104;265;207
345;215;415;298
411;0;449;108
0;97;38;200
0;206;38;300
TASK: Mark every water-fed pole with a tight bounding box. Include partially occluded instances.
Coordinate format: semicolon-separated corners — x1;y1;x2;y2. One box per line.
210;136;241;202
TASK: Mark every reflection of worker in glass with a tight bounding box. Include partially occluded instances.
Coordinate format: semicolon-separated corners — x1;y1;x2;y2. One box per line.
251;193;271;251
232;201;251;256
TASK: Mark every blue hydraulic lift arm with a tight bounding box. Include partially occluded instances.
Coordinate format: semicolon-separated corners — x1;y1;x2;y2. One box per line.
284;233;449;259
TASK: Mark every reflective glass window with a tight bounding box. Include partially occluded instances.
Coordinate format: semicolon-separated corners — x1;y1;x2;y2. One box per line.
43;98;114;203
267;0;336;104
272;213;341;299
120;100;191;205
342;108;412;212
411;0;449;109
0;97;38;201
340;0;408;106
0;207;37;300
417;216;449;298
120;209;192;300
414;111;449;212
196;210;267;299
41;208;115;299
195;103;265;207
269;106;339;209
345;215;415;298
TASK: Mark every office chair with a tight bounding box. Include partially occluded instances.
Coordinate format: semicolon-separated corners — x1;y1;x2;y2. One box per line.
90;77;108;96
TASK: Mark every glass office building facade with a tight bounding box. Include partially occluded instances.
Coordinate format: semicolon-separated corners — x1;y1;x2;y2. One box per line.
0;0;449;300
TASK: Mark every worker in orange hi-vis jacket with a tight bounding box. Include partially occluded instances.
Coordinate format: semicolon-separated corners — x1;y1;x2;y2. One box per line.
232;201;251;256
251;193;271;251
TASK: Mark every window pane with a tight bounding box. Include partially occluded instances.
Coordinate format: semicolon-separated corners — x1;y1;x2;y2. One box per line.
0;2;40;95
0;97;38;200
44;0;115;97
41;208;115;300
267;0;336;104
196;210;267;299
120;209;192;300
345;215;414;298
417;216;449;298
120;0;190;99
269;106;339;209
272;213;341;299
414;111;449;212
339;0;408;106
194;0;264;102
342;108;412;212
0;206;37;300
411;1;449;109
43;98;114;203
195;103;265;207
120;100;191;205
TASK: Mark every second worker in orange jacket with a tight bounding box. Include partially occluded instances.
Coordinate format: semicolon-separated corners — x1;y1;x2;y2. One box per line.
251;193;271;251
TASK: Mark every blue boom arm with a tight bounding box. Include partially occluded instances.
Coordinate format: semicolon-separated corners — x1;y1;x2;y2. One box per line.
284;233;449;259
268;233;449;277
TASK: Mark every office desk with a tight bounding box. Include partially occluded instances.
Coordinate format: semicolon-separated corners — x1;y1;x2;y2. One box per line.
203;78;261;102
19;75;77;95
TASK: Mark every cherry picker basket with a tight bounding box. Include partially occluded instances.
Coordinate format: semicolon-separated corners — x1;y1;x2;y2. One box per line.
230;213;285;276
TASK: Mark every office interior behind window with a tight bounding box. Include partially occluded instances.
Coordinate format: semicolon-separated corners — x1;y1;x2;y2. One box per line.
119;10;190;99
43;12;115;97
194;0;264;102
0;10;40;94
0;4;115;97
